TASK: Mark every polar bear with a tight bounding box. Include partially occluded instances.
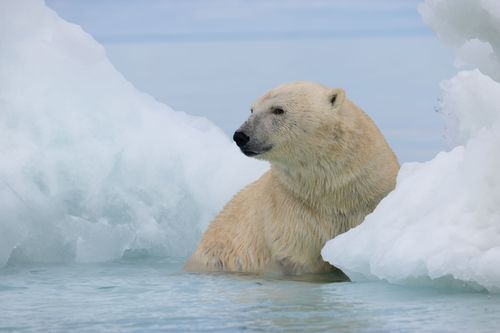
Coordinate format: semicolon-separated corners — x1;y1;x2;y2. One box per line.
185;81;399;278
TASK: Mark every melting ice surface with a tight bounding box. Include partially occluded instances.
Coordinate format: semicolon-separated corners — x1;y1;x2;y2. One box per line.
1;0;500;332
323;0;500;293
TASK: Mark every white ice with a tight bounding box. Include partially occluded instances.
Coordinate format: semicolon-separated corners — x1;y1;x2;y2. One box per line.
0;0;267;266
322;0;500;292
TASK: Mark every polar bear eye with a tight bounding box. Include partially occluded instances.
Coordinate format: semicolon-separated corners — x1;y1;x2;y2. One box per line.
272;107;285;115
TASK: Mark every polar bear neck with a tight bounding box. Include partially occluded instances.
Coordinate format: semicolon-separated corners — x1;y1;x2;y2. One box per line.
269;149;388;218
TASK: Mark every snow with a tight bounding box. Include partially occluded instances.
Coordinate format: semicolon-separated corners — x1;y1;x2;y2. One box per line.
322;0;500;292
0;0;266;266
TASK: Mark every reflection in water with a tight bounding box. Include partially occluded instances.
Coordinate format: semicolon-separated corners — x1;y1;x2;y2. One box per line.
0;259;499;332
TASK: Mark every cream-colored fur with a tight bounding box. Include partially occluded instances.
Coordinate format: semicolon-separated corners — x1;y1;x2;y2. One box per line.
185;81;399;276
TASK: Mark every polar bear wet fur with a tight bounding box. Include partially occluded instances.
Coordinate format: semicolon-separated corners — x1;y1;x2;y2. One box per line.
185;81;399;276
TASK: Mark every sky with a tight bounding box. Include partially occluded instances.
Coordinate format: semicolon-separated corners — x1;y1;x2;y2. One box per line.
46;0;456;162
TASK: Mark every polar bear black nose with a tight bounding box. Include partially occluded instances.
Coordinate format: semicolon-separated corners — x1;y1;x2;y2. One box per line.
233;131;250;147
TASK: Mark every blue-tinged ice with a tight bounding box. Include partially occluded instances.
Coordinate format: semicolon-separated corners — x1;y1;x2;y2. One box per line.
0;0;267;266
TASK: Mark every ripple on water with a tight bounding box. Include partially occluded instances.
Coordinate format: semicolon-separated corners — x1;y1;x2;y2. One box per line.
0;260;499;333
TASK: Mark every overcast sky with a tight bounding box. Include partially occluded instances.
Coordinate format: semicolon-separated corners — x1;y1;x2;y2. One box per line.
46;0;456;162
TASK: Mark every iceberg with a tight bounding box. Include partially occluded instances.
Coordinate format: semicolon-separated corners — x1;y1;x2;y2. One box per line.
0;0;266;266
322;0;500;292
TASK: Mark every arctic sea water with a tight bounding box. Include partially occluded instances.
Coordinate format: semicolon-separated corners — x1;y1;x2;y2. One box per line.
2;259;500;333
2;0;500;331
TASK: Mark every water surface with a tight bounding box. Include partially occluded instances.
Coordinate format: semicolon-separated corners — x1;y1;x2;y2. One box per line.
1;258;499;332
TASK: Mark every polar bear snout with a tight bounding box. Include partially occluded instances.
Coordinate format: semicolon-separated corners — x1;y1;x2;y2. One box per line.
233;128;273;157
233;130;250;147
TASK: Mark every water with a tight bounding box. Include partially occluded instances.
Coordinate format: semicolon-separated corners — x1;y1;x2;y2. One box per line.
1;259;499;333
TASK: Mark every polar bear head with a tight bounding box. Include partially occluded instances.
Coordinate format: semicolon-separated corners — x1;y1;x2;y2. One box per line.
233;81;354;164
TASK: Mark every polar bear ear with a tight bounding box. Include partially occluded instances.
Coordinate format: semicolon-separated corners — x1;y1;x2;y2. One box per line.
330;88;346;111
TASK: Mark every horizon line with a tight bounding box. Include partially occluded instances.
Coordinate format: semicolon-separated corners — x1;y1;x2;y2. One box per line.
95;28;434;44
